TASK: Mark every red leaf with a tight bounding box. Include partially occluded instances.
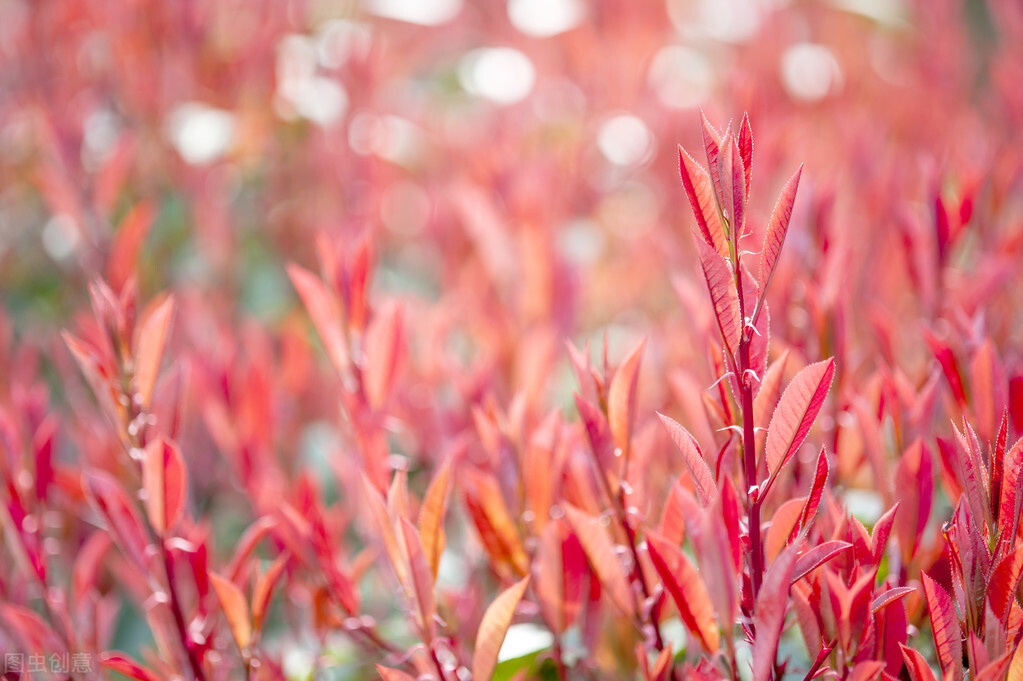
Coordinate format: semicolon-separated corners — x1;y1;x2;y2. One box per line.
562;503;634;617
210;571;252;651
100;652;166;681
287;263;350;374
764;359;836;484
970;339;1007;443
695;237;741;360
752;542;800;681
998;437;1023;554
472;576;531;681
82;470;151;571
794;447;829;539
658;413;716;506
791;541;852;583
988;544;1023;626
728;136;746;233
646;530;720;653
900;644;939;681
921;573;963;681
871;587;916;614
679;145;729;259
142;438;188;534
757;165;803;302
738;113;753;204
608;338;646;453
894;439;933;561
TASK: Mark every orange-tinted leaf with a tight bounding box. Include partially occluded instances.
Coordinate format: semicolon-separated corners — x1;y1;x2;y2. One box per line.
418;457;453;581
361;475;409;591
679;145;729;259
252;552;291;631
794;447;829;540
464;470;530;578
921;573;962;681
970;339;1007;442
608;338;646;453
400;518;437;641
132;293;174;410
562;503;634;617
142;438;188;534
364;301;404;410
696;237;741;359
765;359;836;482
107;201;156;292
757;165;803;301
376;665;417;681
472;576;530;681
210;571;252;650
658;413;716;506
647;530;720;652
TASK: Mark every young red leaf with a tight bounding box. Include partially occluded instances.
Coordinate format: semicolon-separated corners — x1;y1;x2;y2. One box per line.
562;503;634;617
791;541;852;583
988;544;1023;626
728;136;746;233
871;587;916;614
752;542;800;681
695;238;741;360
658;413;717;505
764;358;836;484
210;571;252;651
133;293;175;410
921;573;963;681
757;165;802;308
646;530;720;653
679;145;729;259
142;438;188;534
970;339;1007;443
472;576;530;681
738;113;753;203
998;437;1023;553
608;338;646;453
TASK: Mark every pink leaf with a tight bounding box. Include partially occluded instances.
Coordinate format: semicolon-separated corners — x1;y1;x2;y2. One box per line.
133;293;175;410
695;237;741;360
757;165;803;300
738;113;753;203
765;359;836;482
287;263;351;374
472;576;531;681
210;571;252;651
752;542;800;681
646;530;720;653
871;586;916;614
100;652;165;681
921;573;963;681
363;301;405;410
658;413;717;506
562;503;635;617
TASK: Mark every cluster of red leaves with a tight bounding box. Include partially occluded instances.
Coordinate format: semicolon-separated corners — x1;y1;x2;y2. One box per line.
2;1;1023;681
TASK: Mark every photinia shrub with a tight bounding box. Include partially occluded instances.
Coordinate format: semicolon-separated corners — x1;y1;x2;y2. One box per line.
2;2;1023;681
